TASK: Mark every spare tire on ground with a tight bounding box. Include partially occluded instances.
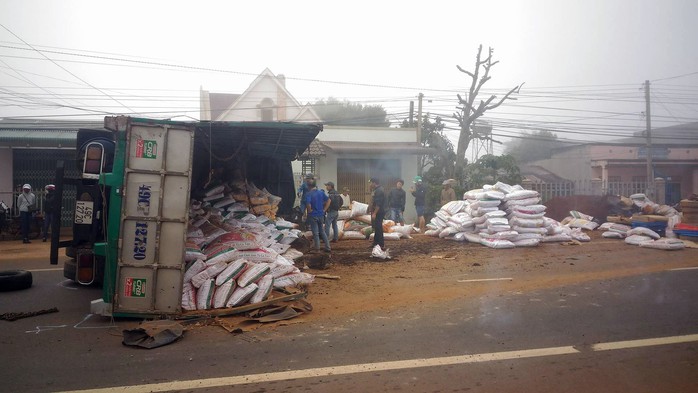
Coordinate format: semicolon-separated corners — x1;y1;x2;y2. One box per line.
0;270;33;292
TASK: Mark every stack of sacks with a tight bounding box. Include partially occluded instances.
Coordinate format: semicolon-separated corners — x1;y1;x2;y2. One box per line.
599;223;632;239
181;177;313;311
316;200;418;240
561;211;599;231
182;257;315;311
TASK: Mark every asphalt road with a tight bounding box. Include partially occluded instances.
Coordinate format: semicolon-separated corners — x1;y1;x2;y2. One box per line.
0;260;697;392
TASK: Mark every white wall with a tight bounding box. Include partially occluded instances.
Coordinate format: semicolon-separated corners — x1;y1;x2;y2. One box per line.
0;148;13;205
321;126;417;143
218;75;305;122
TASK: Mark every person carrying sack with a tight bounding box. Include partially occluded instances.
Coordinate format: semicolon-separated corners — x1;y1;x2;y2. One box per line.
17;184;36;244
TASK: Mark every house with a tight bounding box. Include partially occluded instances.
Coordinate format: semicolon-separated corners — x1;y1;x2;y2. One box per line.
524;122;698;203
199;68;321;122
0;118;102;224
298;126;433;224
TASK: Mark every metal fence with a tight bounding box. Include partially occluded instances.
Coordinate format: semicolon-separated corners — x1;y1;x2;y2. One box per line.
523;179;653;203
8;189;76;227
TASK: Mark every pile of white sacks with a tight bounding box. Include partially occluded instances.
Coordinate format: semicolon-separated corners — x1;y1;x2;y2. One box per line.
425;182;590;248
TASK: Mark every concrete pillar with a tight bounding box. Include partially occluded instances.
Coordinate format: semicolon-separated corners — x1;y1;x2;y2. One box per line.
693;167;698;195
654;177;666;205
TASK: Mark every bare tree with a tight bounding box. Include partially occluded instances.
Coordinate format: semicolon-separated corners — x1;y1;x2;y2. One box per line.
454;45;523;168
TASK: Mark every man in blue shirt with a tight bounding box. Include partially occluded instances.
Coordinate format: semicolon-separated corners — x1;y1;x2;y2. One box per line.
305;180;331;253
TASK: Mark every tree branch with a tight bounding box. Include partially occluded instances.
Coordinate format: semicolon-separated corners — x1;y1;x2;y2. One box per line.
456;65;475;79
484;83;524;112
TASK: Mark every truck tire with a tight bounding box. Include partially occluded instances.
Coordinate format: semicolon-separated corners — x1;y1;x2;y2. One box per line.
0;270;33;292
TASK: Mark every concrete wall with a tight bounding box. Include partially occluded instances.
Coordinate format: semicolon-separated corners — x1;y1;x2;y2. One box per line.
0;148;13;205
589;145;698;160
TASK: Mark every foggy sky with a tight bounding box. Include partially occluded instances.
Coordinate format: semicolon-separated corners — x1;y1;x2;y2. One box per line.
1;0;696;153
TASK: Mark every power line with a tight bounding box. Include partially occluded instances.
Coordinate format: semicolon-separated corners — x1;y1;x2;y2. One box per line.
0;24;136;113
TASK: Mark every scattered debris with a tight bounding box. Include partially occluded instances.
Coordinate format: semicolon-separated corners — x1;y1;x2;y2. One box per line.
122;321;184;349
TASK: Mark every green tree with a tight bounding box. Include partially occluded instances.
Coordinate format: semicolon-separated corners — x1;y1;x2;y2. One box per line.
462;154;521;189
504;130;563;163
454;45;523;169
400;114;455;179
312;97;390;127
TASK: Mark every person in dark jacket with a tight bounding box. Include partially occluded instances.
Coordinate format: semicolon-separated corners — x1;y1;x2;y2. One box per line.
305;182;331;253
388;179;406;225
410;176;426;233
42;184;56;242
369;177;387;249
324;181;342;242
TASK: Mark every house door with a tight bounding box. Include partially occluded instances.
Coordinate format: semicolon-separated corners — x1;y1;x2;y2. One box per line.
337;158;401;204
666;182;681;205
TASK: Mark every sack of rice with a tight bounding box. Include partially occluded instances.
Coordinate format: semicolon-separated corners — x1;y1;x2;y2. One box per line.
196;279;215;310
226;283;259;307
184;259;207;284
463;233;482;243
212;279;236;308
342;230;366;240
511;217;546;228
639;238;684;250
602;231;625;239
181;282;197;311
504;197;542;207
191;261;228;288
273;272;314;288
237;263;272;287
250;275;274;304
350;201;369;217
503;189;539;201
480;238;515;249
493;181;514;194
540;234;573;242
233;248;278;263
625;234;653;246
215;259;248;286
513;238;540;247
511;204;547;214
627;227;661;240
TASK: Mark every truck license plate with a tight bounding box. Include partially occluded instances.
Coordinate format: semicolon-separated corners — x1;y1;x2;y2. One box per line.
74;201;94;224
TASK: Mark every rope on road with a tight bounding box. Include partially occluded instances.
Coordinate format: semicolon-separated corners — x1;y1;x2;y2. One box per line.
0;307;58;321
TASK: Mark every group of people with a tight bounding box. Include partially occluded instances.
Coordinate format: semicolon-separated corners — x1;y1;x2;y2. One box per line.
16;183;56;244
298;173;457;254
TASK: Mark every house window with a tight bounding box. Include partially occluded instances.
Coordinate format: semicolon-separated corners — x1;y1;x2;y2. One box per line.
259;98;274;121
301;158;316;175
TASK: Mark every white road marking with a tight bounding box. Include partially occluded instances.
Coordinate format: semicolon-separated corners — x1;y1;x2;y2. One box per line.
27;268;63;272
591;333;698;351
57;279;78;290
56;333;698;393
668;267;698;271
457;277;513;283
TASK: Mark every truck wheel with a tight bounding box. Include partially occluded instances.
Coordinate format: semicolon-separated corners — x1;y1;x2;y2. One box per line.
0;270;33;292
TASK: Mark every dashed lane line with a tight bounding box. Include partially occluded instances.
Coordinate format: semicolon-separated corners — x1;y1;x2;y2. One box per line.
56;333;698;393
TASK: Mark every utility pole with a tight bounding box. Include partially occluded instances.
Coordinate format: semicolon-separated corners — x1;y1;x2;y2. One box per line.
644;80;653;196
416;93;423;143
409;101;414;126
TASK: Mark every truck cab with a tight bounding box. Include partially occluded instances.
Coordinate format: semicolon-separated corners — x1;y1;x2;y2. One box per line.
51;128;115;285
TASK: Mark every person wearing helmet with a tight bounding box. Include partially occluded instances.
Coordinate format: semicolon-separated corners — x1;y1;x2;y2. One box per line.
410;176;426;233
17;184;36;243
42;184;56;242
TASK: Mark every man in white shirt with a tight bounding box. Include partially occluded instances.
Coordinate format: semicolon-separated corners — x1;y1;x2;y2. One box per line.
340;187;351;209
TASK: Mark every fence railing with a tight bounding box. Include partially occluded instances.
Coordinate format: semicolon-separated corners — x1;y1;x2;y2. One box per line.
522;179;664;204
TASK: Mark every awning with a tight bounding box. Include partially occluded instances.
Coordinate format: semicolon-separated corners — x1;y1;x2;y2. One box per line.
0;129;78;148
320;141;436;155
195;121;323;161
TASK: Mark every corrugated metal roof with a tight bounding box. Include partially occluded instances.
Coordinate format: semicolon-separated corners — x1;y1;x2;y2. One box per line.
0;129;78;148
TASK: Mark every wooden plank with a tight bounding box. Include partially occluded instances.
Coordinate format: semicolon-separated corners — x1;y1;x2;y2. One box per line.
177;291;308;319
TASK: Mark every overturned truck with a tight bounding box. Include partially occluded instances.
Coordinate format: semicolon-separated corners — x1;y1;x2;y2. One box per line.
50;116;321;317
